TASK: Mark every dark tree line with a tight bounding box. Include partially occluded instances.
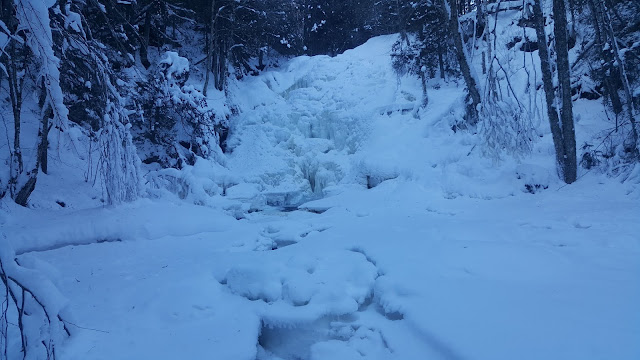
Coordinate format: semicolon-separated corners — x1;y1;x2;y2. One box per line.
2;0;639;207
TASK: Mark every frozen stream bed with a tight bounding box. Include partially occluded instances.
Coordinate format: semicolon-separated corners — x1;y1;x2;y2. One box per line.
5;178;639;360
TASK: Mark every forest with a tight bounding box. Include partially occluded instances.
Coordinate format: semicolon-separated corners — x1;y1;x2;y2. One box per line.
1;0;639;359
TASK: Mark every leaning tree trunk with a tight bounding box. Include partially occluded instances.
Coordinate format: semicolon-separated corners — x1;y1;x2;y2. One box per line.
553;0;577;183
15;79;53;206
444;0;482;125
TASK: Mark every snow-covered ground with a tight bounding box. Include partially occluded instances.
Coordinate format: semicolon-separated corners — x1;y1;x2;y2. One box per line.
2;30;640;359
5;177;639;360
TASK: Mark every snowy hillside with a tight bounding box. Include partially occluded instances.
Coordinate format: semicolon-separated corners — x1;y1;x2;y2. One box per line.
2;25;639;360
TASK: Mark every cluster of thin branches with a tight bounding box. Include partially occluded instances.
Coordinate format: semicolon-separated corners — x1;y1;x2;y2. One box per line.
0;236;70;360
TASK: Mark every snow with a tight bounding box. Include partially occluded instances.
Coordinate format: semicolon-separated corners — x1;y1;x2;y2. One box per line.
2;14;640;360
7;175;638;360
159;51;190;81
15;0;69;126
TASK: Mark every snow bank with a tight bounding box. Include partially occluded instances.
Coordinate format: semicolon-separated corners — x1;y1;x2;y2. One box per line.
3;198;238;254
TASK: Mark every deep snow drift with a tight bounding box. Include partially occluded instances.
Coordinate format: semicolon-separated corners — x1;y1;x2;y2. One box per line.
2;29;639;360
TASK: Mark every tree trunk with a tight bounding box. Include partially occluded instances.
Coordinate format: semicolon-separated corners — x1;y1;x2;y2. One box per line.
600;2;639;153
553;0;577;183
476;0;487;37
587;0;622;117
38;77;53;175
13;70;54;206
9;54;23;175
140;8;151;69
396;0;405;37
258;47;264;70
203;0;216;96
14;175;37;207
14;118;42;208
215;33;227;91
438;45;446;79
420;70;429;107
6;37;24;198
38;119;50;175
223;4;237;93
532;0;567;179
444;0;482;125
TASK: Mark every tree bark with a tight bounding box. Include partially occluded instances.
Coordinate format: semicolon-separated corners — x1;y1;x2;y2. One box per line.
203;0;215;96
420;70;429;107
444;0;482;125
600;2;639;153
5;34;24;197
438;45;446;79
9;51;23;175
38;77;53;175
14;175;37;207
587;0;622;116
553;0;577;183
532;0;567;180
140;7;151;69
